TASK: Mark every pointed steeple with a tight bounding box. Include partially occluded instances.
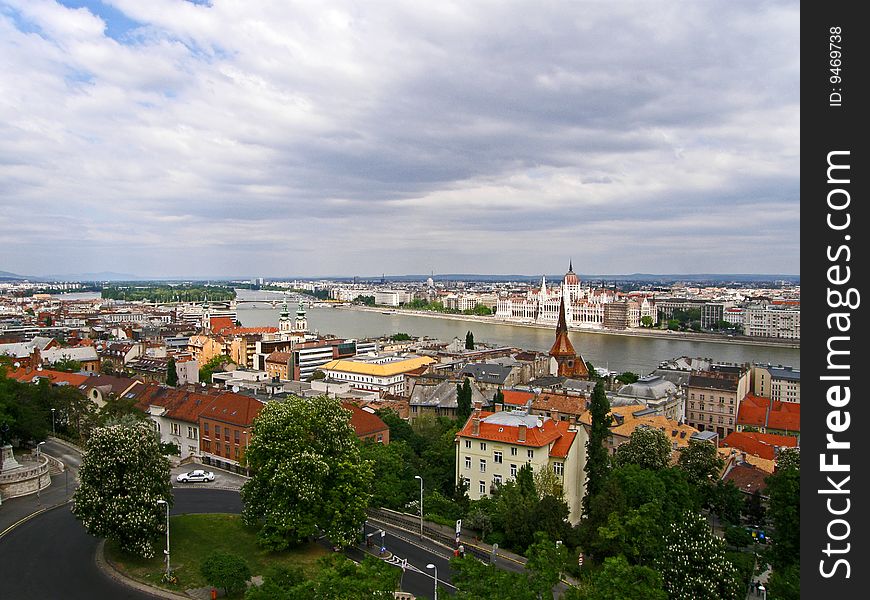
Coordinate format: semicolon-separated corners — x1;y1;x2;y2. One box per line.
549;296;589;379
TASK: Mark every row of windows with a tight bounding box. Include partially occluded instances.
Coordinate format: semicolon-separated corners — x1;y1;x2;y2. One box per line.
202;423;247;445
463;440;534;459
689;403;734;415
467;462;565;495
688;413;734;425
202;440;241;460
689;393;734;404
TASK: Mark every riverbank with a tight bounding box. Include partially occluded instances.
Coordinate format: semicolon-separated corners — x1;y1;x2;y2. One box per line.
335;305;800;350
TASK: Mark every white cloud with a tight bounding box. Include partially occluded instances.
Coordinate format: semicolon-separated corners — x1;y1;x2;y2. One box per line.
0;0;799;277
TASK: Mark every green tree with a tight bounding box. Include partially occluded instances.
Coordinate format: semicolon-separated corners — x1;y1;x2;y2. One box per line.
565;555;667;600
199;354;233;384
583;380;612;515
707;480;744;526
71;421;172;557
390;332;411;341
275;554;399;599
200;552;251;597
100;358;118;375
456;377;473;423
658;511;742;600
526;532;571;599
165;357;178;387
311;370;326;380
743;489;766;526
677;440;724;482
451;555;536;600
465;330;475;349
52;357;83;373
613;427;672;471
493;387;504;407
358;439;417;510
615;372;639;385
767;563;800;600
240;396;373;550
640;315;654;328
766;452;800;572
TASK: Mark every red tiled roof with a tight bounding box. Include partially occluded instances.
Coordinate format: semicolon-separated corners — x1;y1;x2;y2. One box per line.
723;463;769;495
457;411;576;450
199;393;264;427
722;431;798;461
6;367;90;387
532;393;586;416
549;430;576;458
209;317;235;333
342;402;389;438
502;390;535;406
219;327;278;336
737;394;801;432
265;352;293;363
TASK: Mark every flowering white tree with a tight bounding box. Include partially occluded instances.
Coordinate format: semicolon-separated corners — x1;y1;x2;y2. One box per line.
72;420;172;557
241;395;373;550
658;511;742;600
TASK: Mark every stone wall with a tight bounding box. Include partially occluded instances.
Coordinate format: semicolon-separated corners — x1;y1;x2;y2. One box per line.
0;454;51;501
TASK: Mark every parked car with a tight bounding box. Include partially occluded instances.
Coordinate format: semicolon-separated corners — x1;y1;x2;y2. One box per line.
176;469;215;483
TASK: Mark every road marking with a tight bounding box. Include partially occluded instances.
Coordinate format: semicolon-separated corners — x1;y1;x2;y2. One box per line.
0;500;70;541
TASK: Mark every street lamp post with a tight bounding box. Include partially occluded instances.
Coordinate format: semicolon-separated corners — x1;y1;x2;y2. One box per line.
156;499;170;579
426;563;438;600
243;430;249;477
50;408;56;435
414;475;423;538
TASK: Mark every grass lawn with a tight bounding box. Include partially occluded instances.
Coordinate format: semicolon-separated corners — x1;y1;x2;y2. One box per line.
104;513;328;595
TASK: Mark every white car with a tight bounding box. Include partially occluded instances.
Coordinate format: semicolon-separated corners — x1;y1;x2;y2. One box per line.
176;469;215;483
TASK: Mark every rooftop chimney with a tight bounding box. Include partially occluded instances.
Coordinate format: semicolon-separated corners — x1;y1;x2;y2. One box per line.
518;424;527;442
472;417;480;436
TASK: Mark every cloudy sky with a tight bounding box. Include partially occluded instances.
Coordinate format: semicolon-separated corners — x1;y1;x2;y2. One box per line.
1;0;799;279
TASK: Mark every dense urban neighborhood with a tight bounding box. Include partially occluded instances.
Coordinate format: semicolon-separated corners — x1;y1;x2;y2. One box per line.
1;271;800;599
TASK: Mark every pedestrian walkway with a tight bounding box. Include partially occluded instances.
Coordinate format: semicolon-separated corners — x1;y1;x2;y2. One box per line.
0;467;77;539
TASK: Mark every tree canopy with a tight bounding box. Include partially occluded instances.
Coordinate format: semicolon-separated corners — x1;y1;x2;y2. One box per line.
71;420;172;557
241;395;373;550
583;380;612;515
613;426;672;471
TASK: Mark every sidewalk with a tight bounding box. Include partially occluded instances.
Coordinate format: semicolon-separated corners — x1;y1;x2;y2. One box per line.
0;468;77;539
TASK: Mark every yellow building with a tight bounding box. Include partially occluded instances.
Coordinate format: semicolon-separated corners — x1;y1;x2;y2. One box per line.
321;355;435;396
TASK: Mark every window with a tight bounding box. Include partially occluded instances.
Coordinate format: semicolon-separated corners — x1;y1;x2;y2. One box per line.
465;456;472;469
225;444;230;456
700;394;705;401
214;425;221;438
480;459;486;473
479;481;486;495
465;440;471;449
188;445;196;454
187;427;198;439
234;430;240;444
493;474;503;487
553;462;564;476
494;451;503;464
527;449;534;459
171;423;180;436
480;442;487;451
510;464;517;478
510;447;518;456
203;440;211;452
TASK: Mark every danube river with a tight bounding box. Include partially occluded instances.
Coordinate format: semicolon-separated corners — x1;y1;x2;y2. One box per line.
54;289;799;375
235;301;800;376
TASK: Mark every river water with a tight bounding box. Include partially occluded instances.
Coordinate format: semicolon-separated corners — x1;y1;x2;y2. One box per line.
233;291;800;376
52;289;799;375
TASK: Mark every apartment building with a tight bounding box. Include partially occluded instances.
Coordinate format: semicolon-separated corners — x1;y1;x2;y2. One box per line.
455;409;587;524
684;365;751;439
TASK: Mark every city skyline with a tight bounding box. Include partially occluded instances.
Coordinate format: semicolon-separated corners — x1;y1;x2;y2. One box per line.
2;1;799;277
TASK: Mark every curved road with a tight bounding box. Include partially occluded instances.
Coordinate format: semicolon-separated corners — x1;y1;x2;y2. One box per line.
0;489;242;600
0;488;451;599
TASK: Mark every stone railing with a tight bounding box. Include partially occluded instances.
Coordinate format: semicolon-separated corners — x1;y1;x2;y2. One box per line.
0;455;51;501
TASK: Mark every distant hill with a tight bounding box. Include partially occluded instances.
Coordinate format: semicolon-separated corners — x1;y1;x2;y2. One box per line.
39;271;141;282
335;273;801;284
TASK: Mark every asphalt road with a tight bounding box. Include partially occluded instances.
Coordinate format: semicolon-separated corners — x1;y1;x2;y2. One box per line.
0;487;455;599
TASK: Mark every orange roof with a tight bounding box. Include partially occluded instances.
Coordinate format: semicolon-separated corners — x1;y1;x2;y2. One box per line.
342;402;389;438
199;393;264;427
6;367;90;388
549;430;577;458
209;317;235;333
502;390;535;406
722;431;798;461
457;411;575;451
221;327;278;336
532;393;586;416
737;394;801;432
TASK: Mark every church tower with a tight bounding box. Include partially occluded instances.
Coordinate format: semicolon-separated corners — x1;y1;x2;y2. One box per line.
294;302;308;333
549;296;589;379
278;297;292;334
